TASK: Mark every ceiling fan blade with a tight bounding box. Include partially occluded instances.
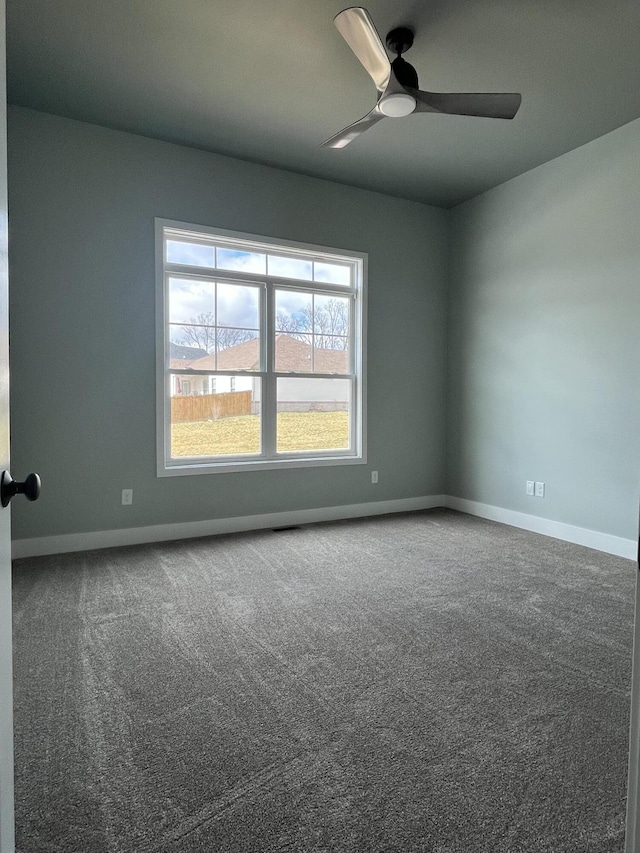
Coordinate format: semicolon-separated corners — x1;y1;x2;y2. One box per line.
319;106;385;149
410;89;522;119
334;7;391;93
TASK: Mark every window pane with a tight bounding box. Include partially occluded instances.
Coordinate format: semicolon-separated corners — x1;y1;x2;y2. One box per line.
168;278;214;325
216;281;260;370
274;334;312;373
275;289;312;371
171;374;261;458
166;240;215;268
313;261;351;286
216;330;260;371
217;248;266;274
275;289;312;332
275;291;350;374
277;378;351;453
170;324;215;361
162;224;363;470
268;255;313;281
313;294;350;340
275;335;349;375
216;282;260;328
313;339;349;374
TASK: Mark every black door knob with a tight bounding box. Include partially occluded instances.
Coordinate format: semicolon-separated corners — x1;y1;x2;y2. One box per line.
1;471;41;508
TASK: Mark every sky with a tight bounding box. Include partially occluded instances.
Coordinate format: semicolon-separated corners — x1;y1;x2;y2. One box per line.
167;240;350;285
169;279;260;328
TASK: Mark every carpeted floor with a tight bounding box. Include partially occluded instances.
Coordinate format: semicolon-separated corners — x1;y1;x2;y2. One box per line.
11;509;636;852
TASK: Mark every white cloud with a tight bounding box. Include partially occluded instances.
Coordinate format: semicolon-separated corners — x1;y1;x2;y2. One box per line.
169;278;261;329
169;278;214;323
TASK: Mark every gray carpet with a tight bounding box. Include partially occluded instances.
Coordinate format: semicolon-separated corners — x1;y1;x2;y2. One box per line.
11;509;635;852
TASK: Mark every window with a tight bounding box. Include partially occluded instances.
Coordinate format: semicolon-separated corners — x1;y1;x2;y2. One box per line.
157;220;366;474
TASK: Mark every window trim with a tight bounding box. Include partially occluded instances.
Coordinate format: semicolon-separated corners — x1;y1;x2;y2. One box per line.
156;219;367;476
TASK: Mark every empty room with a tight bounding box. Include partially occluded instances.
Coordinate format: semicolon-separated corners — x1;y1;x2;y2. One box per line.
0;0;639;851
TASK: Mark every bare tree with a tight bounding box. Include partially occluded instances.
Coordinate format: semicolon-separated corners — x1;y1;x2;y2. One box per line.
275;299;349;349
217;326;256;350
177;312;255;352
324;299;350;338
176;312;215;352
276;308;311;346
275;310;304;336
312;300;350;349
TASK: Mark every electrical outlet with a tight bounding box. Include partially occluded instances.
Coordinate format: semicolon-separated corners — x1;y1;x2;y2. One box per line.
535;482;545;498
526;481;535;496
121;489;133;505
371;471;378;484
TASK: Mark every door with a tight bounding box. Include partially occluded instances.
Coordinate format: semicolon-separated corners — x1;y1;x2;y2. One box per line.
0;3;13;851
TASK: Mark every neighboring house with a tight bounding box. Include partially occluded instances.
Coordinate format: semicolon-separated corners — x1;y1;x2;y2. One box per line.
169;342;207;396
169;342;208;364
178;335;349;412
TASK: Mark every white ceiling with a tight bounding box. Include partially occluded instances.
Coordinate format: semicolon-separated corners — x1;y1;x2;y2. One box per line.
7;0;640;207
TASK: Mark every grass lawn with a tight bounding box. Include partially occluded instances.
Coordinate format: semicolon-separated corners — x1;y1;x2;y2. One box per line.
171;411;349;457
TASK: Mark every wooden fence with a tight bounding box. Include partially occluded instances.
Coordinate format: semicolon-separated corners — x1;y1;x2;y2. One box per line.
171;391;252;423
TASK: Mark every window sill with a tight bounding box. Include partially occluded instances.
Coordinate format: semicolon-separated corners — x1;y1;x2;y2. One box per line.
158;453;366;477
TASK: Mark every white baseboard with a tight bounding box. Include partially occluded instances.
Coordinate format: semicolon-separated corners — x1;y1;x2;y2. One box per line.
12;494;637;561
445;496;637;561
11;495;447;559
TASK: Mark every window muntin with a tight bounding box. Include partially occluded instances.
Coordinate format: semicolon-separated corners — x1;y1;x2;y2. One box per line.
158;221;366;474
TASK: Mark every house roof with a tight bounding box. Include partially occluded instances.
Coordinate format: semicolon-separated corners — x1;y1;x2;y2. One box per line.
186;334;348;375
169;342;208;369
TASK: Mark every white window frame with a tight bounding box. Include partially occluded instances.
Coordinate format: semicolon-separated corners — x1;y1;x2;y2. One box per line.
156;219;367;476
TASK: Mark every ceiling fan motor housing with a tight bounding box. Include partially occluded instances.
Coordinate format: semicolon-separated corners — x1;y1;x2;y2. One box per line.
385;26;414;56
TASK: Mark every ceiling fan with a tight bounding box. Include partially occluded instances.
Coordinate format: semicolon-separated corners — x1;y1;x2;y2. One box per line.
321;6;522;148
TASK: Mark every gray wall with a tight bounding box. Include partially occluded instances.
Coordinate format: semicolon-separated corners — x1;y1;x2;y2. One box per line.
447;117;640;540
8;106;638;545
7;107;449;540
